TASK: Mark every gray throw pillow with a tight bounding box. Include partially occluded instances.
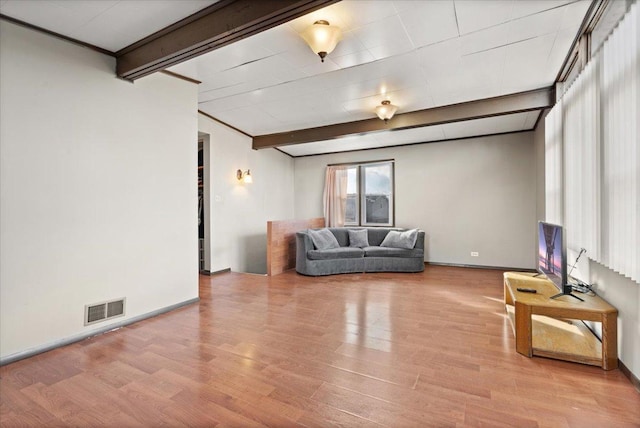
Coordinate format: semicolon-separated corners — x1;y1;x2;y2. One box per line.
348;229;369;248
308;228;340;250
380;229;418;249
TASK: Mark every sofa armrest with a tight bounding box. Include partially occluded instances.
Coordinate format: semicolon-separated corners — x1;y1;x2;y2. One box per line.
296;231;315;251
415;230;425;250
295;231;314;273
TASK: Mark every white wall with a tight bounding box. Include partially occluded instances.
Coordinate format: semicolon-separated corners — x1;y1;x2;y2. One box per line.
0;21;199;360
198;115;294;274
589;262;640;378
294;133;536;269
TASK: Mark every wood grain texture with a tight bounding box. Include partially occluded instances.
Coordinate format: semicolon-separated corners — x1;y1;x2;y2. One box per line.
267;217;324;276
1;266;638;427
504;272;618;370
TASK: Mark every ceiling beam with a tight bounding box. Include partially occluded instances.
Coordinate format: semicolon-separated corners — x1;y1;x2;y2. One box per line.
252;87;555;150
116;0;339;81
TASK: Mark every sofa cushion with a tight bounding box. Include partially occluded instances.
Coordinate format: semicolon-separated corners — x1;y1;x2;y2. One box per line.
363;246;424;258
307;247;364;260
308;228;340;250
327;228;350;247
348;229;369;248
380;229;418;249
367;228;391;246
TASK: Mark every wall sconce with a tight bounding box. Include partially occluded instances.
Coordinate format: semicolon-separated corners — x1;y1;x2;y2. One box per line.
301;20;342;63
375;100;398;123
237;169;252;183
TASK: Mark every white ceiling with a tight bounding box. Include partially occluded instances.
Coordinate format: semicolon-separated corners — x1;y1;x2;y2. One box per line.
0;0;218;52
0;0;591;157
168;0;590;156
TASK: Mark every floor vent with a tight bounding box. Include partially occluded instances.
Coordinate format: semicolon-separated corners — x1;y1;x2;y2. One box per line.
85;298;126;326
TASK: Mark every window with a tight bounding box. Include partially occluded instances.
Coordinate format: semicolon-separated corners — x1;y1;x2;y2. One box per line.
344;161;394;226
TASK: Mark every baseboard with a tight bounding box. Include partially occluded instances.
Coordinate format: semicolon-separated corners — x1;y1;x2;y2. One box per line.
619;359;640;393
200;268;231;276
0;297;200;366
426;261;537;273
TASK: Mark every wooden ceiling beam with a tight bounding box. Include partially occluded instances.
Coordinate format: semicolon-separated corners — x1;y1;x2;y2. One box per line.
116;0;338;81
252;87;555;150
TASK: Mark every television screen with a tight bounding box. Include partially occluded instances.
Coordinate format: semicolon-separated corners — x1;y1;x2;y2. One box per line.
537;221;570;294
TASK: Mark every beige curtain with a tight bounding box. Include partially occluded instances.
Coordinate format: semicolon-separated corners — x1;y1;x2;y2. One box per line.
323;166;349;227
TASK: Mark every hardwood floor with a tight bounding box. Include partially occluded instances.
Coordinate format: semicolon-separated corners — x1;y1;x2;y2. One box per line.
1;265;639;427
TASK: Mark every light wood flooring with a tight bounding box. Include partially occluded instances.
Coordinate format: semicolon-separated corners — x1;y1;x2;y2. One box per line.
1;265;639;427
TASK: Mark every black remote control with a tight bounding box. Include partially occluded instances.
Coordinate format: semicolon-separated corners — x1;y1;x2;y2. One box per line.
517;288;537;293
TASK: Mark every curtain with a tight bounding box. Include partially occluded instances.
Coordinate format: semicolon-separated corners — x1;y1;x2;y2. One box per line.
323;166;349;227
599;2;639;283
545;3;639;283
545;99;564;225
563;56;600;259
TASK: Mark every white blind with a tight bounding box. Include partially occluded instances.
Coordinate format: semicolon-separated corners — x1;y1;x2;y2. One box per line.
545;3;639;283
599;2;639;282
563;57;600;259
545;99;564;225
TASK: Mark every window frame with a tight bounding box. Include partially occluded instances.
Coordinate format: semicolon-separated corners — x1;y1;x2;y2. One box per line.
340;160;395;227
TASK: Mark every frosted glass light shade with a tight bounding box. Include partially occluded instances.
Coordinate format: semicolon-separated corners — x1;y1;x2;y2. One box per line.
375;100;398;122
301;20;342;62
237;169;252;183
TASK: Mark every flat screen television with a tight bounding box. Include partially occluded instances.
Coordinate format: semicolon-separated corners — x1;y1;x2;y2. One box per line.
537;221;575;299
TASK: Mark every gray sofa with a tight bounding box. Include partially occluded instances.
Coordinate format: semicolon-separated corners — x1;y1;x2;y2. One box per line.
296;227;425;276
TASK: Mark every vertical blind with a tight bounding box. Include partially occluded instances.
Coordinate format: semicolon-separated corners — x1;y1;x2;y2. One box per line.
563;57;600;260
545;2;639;283
545;98;564;225
600;2;639;283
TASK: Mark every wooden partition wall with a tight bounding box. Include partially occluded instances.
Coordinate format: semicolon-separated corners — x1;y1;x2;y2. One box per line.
267;218;325;276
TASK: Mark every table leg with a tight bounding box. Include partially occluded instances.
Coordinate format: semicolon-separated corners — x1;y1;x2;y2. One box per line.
504;281;514;306
602;312;618;370
515;301;532;357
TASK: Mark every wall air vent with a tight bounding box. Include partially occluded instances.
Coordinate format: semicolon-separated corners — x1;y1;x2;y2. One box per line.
86;303;107;324
107;300;124;318
85;298;126;326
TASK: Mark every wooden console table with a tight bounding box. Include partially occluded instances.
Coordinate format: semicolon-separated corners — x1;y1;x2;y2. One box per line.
504;272;618;370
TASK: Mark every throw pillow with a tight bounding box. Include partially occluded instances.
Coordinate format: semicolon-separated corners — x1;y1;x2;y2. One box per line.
380;229;418;249
348;229;369;248
308;228;340;250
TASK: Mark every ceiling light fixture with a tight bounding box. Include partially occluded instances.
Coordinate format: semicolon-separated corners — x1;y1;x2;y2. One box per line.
375;100;398;122
237;169;252;183
301;20;342;63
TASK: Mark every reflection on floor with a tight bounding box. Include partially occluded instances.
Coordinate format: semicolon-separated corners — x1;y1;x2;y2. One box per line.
1;265;638;427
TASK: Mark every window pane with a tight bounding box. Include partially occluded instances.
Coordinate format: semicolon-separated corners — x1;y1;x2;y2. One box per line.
362;163;393;225
345;195;357;224
347;167;357;194
345;167;358;225
365;195;390;224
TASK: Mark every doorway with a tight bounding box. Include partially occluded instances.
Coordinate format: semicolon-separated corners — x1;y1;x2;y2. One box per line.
198;140;204;271
198;134;211;273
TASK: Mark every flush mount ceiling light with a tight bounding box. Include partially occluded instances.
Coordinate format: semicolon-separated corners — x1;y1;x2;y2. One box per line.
301;20;342;63
375;100;398;122
236;169;252;183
